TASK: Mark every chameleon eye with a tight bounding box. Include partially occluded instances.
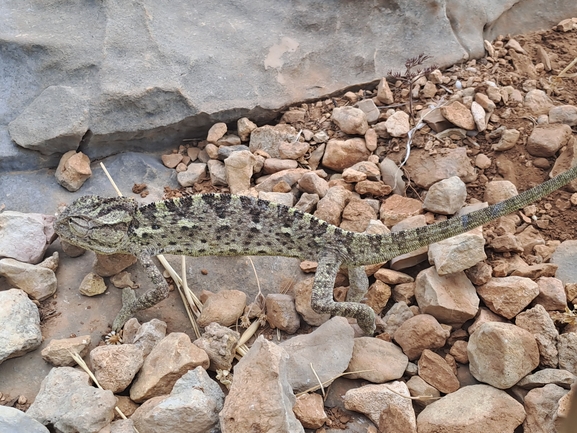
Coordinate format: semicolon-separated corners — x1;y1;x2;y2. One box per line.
69;217;90;238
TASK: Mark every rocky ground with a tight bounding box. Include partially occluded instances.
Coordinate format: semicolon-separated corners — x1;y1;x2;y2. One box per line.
1;17;577;433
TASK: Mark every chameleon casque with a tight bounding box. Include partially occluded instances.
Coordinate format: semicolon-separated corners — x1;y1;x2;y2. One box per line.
54;164;577;335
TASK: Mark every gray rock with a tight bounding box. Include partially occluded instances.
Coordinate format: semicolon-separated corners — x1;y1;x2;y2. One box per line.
523;384;567;433
26;367;116;433
8;86;89;155
90;344;144;393
0;211;55;264
379;158;405;196
558;332;577;375
249;124;298;158
177;162;207;187
265;293;301;334
0;289;42;364
344;381;416;430
0;258;57;301
423;176;467;215
428;228;487;275
516;368;576;390
515;304;559;368
331;106;369;135
129;318;167;357
380;301;414;339
130;332;210;403
194;322;240;371
550;240;577;285
468;322;540;389
217;144;250;160
2;1;576;172
0;406;50;433
132;367;224;433
207;159;227;186
225;150;256;194
416;384;525;433
415;267;479;325
41;335;92;367
404;147;477;189
280;317;354;393
346;337;408;383
526;123;572;157
549;105;577;126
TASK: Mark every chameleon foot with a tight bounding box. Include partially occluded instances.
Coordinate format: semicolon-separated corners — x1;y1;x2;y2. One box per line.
111;287;138;332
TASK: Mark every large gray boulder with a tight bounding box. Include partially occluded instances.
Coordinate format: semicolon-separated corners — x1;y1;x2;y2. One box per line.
1;0;575;170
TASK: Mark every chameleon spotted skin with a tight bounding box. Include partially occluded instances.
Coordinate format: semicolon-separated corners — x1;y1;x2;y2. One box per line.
54;164;577;334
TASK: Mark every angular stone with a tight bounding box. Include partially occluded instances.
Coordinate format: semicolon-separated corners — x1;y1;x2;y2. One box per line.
516;304;559;368
130;332;210;403
220;336;304;433
468;322;539;389
418;349;460;394
133;367;224;433
526;124;572;157
344;381;416;431
414;267;479;325
280;317;354;393
322;138;370;172
26;367;116;433
346;337;408;383
331;106;369;135
393;314;449;360
440;101;475;130
0;289;42;365
90;344;144;393
423;176;467;215
477;276;539;319
428;227;487;275
417;384;525;433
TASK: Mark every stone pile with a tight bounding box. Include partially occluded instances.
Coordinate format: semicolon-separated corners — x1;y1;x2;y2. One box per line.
1;18;577;433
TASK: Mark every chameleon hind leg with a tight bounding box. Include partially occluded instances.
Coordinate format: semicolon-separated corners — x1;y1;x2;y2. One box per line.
112;252;170;332
311;252;375;335
346;265;369;303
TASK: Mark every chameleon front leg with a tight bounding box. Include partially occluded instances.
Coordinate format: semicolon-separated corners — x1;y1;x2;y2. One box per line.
111;252;170;332
310;252;376;335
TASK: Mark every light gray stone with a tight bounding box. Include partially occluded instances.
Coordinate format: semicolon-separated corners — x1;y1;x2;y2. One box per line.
0;406;50;433
346;337;408;383
550;240;577;285
220;336;304;433
177;162;207;187
417;384;525;433
0;258;57;301
8;86;88;155
90;344;144;393
516;304;559;368
468;322;540;389
415;267;479;325
0;289;42;365
132;367;224;433
423;176;467;215
0;211;55;264
280;317;354;393
523;384;567;433
428;227;487;275
26;367;116;433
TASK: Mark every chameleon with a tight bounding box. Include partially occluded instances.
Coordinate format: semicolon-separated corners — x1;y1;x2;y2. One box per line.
54;164;577;335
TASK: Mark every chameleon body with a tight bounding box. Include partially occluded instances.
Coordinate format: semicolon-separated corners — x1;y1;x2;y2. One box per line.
54;164;577;334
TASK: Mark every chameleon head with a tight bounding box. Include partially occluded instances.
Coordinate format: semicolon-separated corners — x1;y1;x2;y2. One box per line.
54;195;138;255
